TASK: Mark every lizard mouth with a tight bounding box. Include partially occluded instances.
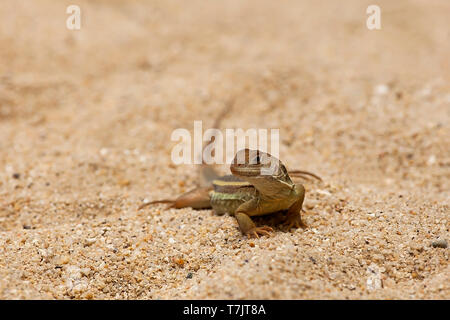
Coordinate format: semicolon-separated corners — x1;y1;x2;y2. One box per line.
230;165;262;177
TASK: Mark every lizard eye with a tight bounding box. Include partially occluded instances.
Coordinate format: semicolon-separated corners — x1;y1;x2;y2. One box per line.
252;152;264;165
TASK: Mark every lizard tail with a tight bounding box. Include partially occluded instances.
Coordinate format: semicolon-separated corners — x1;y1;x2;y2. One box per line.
289;170;322;181
199;98;236;185
201;165;220;184
138;199;175;210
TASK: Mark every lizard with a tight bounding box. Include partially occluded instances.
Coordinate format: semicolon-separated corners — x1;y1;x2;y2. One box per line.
139;100;321;238
139;148;321;238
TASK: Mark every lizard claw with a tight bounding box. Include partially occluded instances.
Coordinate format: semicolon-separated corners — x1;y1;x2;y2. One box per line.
282;214;307;231
245;226;273;238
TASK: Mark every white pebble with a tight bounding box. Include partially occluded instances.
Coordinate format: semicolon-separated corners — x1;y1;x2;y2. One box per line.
366;263;383;290
316;189;331;197
374;84;389;96
84;238;97;246
427;155;436;166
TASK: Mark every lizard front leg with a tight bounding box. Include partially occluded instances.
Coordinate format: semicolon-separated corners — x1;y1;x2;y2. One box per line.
282;183;307;230
235;199;273;238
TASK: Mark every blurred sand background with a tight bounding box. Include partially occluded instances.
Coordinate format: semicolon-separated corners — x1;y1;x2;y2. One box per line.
0;0;449;299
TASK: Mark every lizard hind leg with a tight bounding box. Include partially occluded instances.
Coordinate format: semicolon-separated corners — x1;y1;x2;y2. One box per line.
138;186;213;210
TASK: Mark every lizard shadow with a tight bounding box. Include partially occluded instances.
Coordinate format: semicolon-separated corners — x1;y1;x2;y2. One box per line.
251;210;302;232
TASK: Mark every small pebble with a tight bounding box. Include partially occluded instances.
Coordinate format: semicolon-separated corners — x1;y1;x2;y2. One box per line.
84;238;97;246
12;173;20;179
57;255;70;265
374;84;389;96
427;155;436;166
431;239;447;248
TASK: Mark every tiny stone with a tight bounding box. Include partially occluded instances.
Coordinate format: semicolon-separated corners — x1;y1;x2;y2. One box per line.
12;173;20;179
427;155;436;166
410;243;424;252
84;238;97;246
366;263;383;290
186;272;193;279
374;84;389;96
57;255;70;265
431;239;447;248
316;189;332;197
118;179;130;187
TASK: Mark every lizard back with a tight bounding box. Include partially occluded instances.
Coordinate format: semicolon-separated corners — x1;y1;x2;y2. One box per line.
210;175;256;215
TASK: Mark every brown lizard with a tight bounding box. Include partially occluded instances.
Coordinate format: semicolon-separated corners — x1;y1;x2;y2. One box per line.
139;103;321;238
139;148;320;238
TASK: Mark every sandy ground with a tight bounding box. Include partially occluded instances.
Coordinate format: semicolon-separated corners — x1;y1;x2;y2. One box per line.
0;0;449;299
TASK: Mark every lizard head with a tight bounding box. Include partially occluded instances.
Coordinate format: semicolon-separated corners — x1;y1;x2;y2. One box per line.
230;149;294;196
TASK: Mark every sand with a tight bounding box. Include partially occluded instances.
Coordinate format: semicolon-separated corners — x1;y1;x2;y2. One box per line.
0;0;449;299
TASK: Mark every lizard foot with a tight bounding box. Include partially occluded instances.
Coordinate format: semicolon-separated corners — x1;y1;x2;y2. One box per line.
282;214;307;231
245;226;273;239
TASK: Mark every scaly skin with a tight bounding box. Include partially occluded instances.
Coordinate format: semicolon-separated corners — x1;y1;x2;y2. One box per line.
140;149;312;238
